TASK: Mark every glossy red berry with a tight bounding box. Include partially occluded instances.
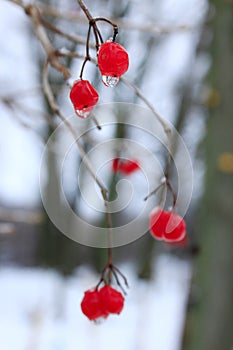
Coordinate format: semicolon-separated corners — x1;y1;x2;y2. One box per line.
99;285;124;315
80;290;108;321
119;159;140;175
70;80;99;118
112;158;140;175
149;207;186;243
98;41;129;87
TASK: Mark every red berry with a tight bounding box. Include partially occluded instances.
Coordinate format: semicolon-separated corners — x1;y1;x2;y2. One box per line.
149;207;186;242
149;207;166;241
163;211;186;242
70;80;99;118
112;158;120;172
112;158;140;175
98;41;129;87
99;285;124;315
80;290;108;321
118;159;140;175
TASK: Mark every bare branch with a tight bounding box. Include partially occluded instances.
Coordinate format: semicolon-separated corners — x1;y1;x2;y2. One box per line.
6;0;70;79
121;77;172;148
42;61;107;193
37;3;191;35
41;18;95;48
25;4;70;79
0;95;57;130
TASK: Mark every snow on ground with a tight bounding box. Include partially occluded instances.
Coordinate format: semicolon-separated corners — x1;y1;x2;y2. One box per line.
0;255;191;350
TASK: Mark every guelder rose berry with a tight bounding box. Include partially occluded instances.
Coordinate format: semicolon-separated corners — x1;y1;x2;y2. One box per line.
98;41;129;87
99;285;124;314
112;158;140;175
149;207;186;243
70;80;99;118
81;290;108;321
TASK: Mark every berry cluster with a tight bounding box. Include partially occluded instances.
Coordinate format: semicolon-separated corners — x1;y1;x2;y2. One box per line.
70;41;129;118
149;207;186;243
81;285;124;321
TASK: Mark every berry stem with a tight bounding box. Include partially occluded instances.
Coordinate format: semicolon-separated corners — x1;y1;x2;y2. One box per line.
144;181;165;201
121;77;175;205
111;268;127;295
79;57;90;79
96;263;128;295
112;265;129;288
101;189;113;266
77;0;103;50
165;177;177;208
95;17;118;41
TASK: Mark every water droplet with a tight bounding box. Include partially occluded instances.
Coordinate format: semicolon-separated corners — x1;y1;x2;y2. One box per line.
75;107;92;118
102;75;119;87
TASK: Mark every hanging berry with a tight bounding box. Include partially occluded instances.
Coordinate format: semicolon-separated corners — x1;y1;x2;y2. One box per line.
98;41;129;87
80;289;108;321
70;80;99;118
112;158;140;175
81;285;124;321
99;285;124;314
149;207;186;243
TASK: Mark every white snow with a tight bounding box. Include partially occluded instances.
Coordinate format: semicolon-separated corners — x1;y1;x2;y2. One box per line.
0;255;191;350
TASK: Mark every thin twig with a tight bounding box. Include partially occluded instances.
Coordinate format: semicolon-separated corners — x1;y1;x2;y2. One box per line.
36;3;191;35
101;189;113;264
7;0;70;80
111;268;127;295
40;18;94;48
42;61;107;192
121;77;172;170
144;182;165;201
166;178;177;208
25;4;71;80
112;265;129;288
94;17;118;41
77;0;102;50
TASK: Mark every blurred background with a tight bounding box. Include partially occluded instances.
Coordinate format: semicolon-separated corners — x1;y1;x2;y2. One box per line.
0;0;232;349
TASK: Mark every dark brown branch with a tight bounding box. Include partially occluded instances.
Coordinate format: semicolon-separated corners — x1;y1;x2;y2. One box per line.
42;61;107;192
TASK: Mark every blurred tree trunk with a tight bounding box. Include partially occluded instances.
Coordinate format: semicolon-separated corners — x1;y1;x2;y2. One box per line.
182;0;233;349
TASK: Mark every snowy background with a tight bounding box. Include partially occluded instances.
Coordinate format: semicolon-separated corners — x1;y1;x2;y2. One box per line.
0;257;191;350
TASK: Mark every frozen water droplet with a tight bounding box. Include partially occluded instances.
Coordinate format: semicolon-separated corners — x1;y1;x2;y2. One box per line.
102;75;119;87
75;107;92;118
